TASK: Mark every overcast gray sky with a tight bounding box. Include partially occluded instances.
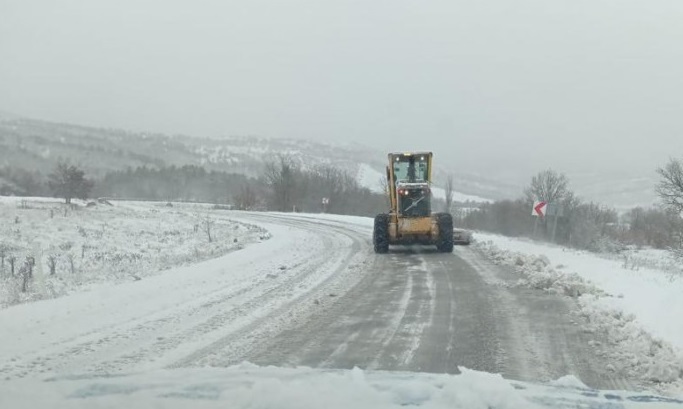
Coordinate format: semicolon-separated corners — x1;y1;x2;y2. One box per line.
2;0;683;182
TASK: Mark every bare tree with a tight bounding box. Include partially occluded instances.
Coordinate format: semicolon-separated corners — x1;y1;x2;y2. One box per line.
48;161;94;204
21;268;30;292
523;169;573;241
311;165;355;211
9;255;16;277
379;176;390;207
567;202;619;251
25;256;35;278
19;256;35;292
656;158;683;213
201;211;214;243
444;174;454;213
67;253;76;274
525;169;570;204
47;254;58;275
235;183;258;210
0;245;6;272
263;155;298;212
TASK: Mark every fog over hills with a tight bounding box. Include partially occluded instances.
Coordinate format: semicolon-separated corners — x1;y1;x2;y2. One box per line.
0;114;512;202
0;113;661;208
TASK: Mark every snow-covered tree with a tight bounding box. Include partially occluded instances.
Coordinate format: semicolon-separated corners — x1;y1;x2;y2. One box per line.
444;174;454;213
524;169;571;204
48;161;94;204
656;158;683;214
263;155;298;212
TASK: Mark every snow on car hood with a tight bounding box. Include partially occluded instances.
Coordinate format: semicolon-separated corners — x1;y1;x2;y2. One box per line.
2;364;682;409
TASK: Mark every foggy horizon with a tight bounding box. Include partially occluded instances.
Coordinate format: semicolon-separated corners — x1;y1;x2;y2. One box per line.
3;0;683;182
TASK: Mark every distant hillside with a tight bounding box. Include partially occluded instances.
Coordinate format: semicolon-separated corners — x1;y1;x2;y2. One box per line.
1;115;665;207
0;117;366;176
569;172;659;210
0;116;500;202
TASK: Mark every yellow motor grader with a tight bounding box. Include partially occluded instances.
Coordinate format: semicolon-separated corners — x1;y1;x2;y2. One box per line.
373;152;454;253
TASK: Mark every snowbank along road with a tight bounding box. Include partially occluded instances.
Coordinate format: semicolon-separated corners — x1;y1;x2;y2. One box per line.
0;211;642;392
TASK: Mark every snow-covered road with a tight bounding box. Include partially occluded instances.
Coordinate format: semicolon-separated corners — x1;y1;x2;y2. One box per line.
0;212;642;393
233;215;635;392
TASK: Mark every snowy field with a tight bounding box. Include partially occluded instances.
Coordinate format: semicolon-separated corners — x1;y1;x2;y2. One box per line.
474;232;683;395
0;197;268;308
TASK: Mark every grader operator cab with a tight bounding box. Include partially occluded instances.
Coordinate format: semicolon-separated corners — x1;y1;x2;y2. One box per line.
373;152;454;253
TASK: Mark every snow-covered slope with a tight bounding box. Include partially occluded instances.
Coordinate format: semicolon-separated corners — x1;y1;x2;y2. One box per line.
356;163;386;193
0;113;668;207
430;185;493;204
0;116;498;201
570;172;660;210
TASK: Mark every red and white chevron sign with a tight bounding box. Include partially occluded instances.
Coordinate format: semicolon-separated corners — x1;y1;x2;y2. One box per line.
533;201;547;217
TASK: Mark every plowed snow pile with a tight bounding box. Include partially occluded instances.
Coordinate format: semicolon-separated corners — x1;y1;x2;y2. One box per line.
0;198;268;308
475;238;683;395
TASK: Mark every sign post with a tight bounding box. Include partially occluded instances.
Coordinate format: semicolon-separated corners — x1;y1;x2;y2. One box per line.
547;204;564;243
322;197;330;213
531;201;564;242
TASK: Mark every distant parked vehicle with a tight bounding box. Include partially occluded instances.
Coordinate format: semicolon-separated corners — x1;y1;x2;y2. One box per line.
453;228;472;245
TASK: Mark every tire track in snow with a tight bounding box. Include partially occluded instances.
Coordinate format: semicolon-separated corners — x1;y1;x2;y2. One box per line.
167;214;372;368
394;256;436;368
108;216;360;371
366;260;414;370
383;255;436;370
